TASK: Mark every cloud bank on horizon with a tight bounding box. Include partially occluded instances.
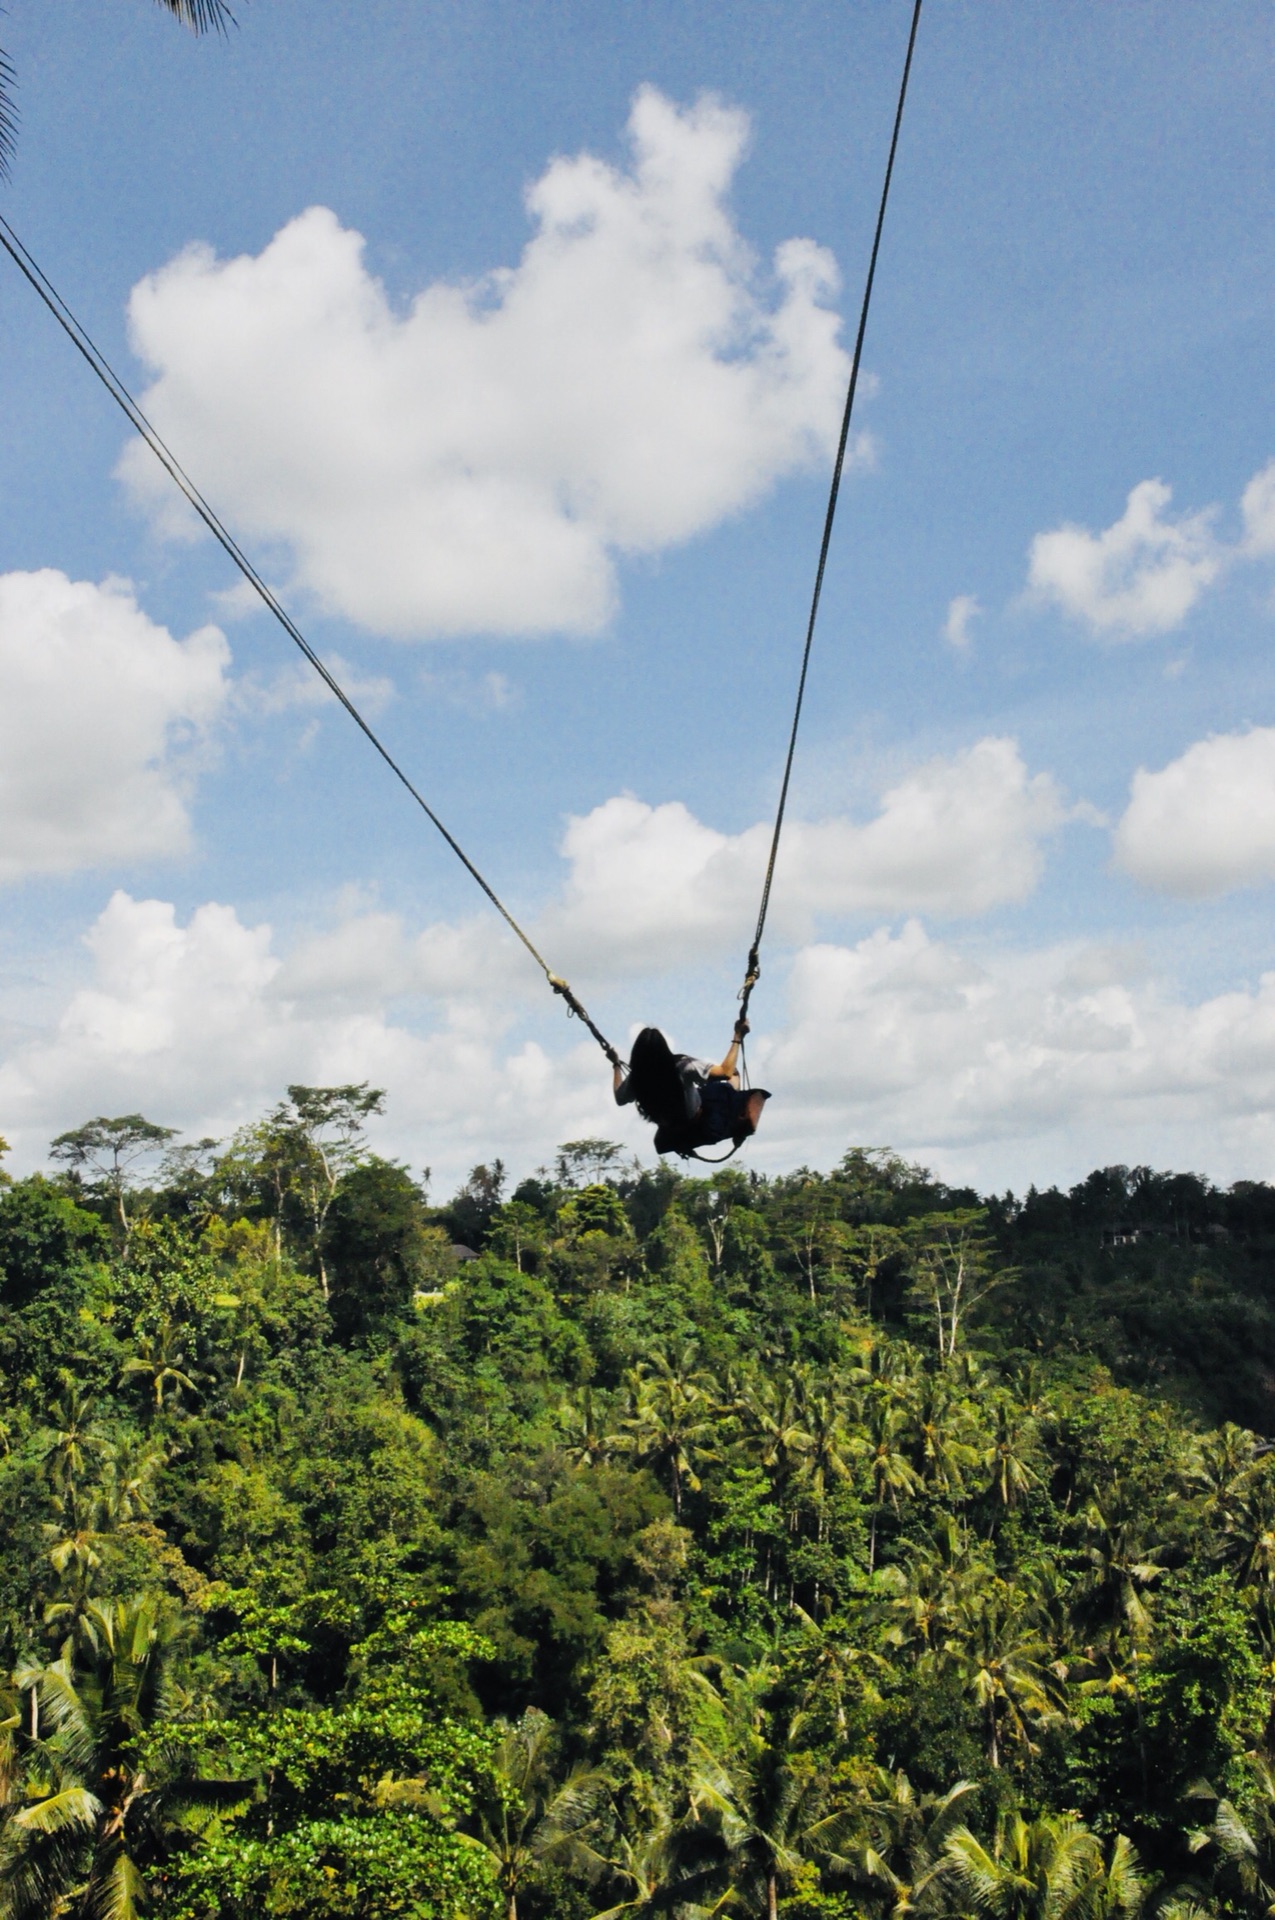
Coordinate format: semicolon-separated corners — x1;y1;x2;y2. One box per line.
8;880;1275;1195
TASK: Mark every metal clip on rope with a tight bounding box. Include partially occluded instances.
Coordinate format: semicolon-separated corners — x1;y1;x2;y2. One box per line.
550;975;623;1069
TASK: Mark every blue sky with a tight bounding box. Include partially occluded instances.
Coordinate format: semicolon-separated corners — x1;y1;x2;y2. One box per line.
2;0;1275;1196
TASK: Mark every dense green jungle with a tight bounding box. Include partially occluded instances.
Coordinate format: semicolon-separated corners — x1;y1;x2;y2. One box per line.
5;1088;1275;1920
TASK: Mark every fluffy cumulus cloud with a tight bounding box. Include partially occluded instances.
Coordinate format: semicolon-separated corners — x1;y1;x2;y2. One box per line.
1027;478;1223;638
0;570;229;881
0;891;610;1178
1114;726;1275;897
9;889;1275;1193
0;732;1091;1179
543;737;1067;972
119;88;853;640
762;920;1275;1180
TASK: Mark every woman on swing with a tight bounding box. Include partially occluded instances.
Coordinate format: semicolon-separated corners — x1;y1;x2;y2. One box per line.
613;1021;769;1158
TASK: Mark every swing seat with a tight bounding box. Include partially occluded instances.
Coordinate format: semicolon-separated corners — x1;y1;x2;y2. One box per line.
654;1079;771;1158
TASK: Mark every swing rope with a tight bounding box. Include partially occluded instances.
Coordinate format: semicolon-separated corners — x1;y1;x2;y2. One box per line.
734;0;923;1039
0;209;623;1070
0;0;920;1093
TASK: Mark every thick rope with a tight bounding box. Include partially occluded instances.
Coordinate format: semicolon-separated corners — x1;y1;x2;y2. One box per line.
736;0;923;1035
0;212;622;1069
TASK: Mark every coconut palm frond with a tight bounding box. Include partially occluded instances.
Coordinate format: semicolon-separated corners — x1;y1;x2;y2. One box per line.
943;1829;1006;1909
11;1786;103;1834
153;0;237;33
97;1846;145;1920
1212;1800;1259;1862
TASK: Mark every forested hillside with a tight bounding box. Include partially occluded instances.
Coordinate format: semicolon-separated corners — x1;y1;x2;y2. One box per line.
4;1089;1275;1920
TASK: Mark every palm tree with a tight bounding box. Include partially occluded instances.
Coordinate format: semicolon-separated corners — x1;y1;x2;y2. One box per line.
1086;1835;1146;1920
1187;1758;1275;1913
846;1768;978;1920
558;1388;618;1469
861;1394;921;1572
793;1381;854;1540
1191;1424;1260;1528
1214;1460;1275;1591
943;1583;1064;1768
786;1610;884;1741
0;1595;243;1919
43;1484;105;1631
984;1401;1042;1510
739;1375;814;1525
38;1393;98;1498
469;1710;604;1920
619;1350;719;1517
96;1441;163;1532
944;1811;1112;1920
904;1372;979;1496
1075;1493;1164;1653
120;1319;199;1412
591;1814;725;1920
880;1517;991;1664
156;1;236;25
690;1673;847;1920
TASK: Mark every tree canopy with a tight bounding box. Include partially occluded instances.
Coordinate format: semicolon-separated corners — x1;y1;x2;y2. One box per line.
2;1096;1275;1917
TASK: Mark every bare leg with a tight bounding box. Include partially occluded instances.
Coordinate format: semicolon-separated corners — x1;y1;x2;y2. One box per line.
740;1090;768;1137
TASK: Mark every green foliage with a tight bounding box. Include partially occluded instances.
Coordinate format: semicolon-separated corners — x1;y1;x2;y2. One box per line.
0;1177;107;1311
325;1158;435;1341
7;1104;1275;1918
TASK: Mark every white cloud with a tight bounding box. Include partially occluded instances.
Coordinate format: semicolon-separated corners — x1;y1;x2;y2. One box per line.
943;593;980;652
0;570;229;882
1114;725;1275;896
10;891;1275;1195
758;920;1275;1184
1241;459;1275;556
0;738;1081;1183
543;737;1068;973
0;891;616;1184
1027;478;1223;637
262;736;1071;1006
119;88;854;641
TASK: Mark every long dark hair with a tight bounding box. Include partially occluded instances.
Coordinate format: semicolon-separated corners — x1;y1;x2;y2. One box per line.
626;1027;685;1130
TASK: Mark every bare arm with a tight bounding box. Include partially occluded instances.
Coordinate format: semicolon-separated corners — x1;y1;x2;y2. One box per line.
707;1021;748;1083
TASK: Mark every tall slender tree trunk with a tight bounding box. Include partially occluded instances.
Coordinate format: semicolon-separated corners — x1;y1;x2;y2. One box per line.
768;1871;778;1920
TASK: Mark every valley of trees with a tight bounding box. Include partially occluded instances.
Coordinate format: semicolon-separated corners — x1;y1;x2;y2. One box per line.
4;1089;1275;1918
